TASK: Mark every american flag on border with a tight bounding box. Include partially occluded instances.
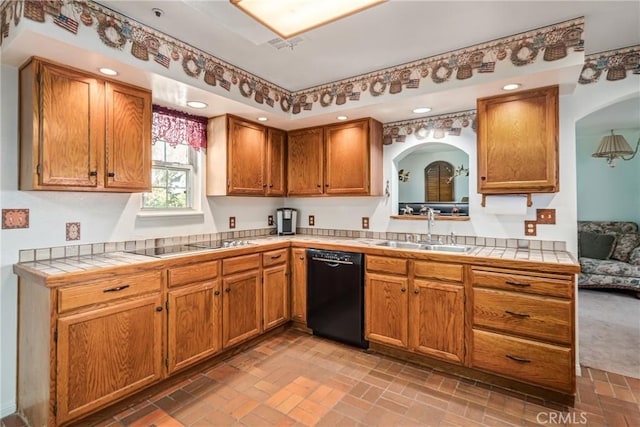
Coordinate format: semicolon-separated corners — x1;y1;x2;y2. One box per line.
406;79;420;88
219;79;231;91
54;14;78;34
478;62;495;73
154;53;170;68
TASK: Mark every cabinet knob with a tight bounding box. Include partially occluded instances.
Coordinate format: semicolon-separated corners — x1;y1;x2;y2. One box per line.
269;184;273;188
316;184;321;188
263;183;267;188
225;287;231;293
89;171;98;177
107;172;115;178
401;287;406;293
480;176;486;180
413;289;420;294
155;306;163;312
325;184;329;187
214;290;220;296
299;256;304;260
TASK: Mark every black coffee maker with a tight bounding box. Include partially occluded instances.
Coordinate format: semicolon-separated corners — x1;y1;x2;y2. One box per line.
276;208;297;235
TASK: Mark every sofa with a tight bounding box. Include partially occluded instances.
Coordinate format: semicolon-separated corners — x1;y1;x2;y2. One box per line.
577;221;640;297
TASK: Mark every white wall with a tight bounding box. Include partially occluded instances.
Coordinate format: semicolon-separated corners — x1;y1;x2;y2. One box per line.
0;64;284;416
576;128;640;225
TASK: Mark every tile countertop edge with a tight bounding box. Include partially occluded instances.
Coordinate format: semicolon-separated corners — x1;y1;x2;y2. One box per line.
13;236;580;287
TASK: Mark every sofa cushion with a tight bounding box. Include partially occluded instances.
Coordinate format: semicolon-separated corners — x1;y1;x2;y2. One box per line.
580;257;640;277
579;231;617;260
610;233;640;263
630;246;640;266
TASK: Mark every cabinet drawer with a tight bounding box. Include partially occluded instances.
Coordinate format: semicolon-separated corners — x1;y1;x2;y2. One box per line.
414;261;463;282
366;256;407;275
58;271;162;313
168;260;219;288
262;249;288;267
471;268;572;299
472;329;573;393
473;288;571;344
223;253;260;275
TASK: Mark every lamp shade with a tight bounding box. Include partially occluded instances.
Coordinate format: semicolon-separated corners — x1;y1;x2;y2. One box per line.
592;131;634;158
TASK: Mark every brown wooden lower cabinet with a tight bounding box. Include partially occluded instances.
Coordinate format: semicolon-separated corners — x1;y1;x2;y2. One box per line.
222;268;262;348
365;272;409;348
290;248;307;324
263;257;290;330
56;294;164;424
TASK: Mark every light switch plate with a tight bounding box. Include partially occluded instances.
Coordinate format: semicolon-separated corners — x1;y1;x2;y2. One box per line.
524;220;537;236
2;209;29;229
362;217;370;229
229;217;236;229
308;215;315;226
536;209;556;224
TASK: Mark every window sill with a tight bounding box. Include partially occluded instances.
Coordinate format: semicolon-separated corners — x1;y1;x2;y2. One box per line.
137;209;205;220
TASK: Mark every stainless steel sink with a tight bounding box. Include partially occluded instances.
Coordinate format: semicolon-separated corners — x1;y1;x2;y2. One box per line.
375;241;473;253
375;240;425;250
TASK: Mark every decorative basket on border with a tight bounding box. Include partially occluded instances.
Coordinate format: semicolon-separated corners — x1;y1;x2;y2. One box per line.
456;64;472;80
130;29;149;61
204;61;217;86
606;65;626;81
543;42;567;61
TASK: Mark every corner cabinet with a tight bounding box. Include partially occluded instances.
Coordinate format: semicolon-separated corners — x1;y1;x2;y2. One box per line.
287;118;383;196
19;57;151;192
476;85;559;196
207;115;287;196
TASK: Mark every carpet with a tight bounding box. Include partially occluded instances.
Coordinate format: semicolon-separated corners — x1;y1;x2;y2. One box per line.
578;289;640;379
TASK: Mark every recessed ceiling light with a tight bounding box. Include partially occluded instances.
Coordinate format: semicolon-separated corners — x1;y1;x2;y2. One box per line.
412;107;431;114
502;83;521;91
257;116;268;121
99;67;118;76
337;115;348;121
186;101;208;109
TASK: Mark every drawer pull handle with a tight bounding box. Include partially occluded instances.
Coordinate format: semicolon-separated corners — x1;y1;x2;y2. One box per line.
270;254;282;259
103;285;130;293
505;280;531;287
506;354;531;364
505;310;530;318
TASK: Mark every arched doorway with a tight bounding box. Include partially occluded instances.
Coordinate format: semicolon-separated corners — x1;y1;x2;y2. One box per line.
424;161;454;201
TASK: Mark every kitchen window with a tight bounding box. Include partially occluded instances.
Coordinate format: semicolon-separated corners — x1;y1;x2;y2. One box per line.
141;106;207;214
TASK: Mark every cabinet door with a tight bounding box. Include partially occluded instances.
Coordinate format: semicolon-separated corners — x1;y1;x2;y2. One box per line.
266;128;287;196
56;294;163;424
105;82;151;191
228;117;266;195
263;263;290;330
222;269;262;348
477;85;558;194
291;248;307;324
365;273;409;348
325;120;369;195
38;62;102;188
167;281;221;374
287;127;324;195
410;280;464;364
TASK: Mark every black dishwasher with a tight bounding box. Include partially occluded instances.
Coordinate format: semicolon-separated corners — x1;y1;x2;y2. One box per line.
307;249;368;349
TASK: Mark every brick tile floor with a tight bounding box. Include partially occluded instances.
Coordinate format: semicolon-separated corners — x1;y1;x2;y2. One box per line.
3;329;639;426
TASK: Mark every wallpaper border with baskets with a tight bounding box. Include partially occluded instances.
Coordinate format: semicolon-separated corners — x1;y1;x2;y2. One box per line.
0;2;637;116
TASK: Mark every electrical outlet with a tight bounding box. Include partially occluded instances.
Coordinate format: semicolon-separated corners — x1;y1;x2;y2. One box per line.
229;216;236;229
308;215;315;226
524;220;537;236
536;209;556;224
268;215;274;226
362;217;370;229
2;209;29;229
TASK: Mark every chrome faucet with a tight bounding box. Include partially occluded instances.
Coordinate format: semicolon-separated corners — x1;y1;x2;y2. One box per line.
425;208;442;244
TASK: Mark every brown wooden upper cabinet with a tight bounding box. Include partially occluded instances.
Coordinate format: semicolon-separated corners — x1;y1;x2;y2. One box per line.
476;85;559;196
19;57;151;192
287;118;383;196
207;115;286;196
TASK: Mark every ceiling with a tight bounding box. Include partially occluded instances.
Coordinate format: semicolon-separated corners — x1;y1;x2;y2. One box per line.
3;1;639;130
